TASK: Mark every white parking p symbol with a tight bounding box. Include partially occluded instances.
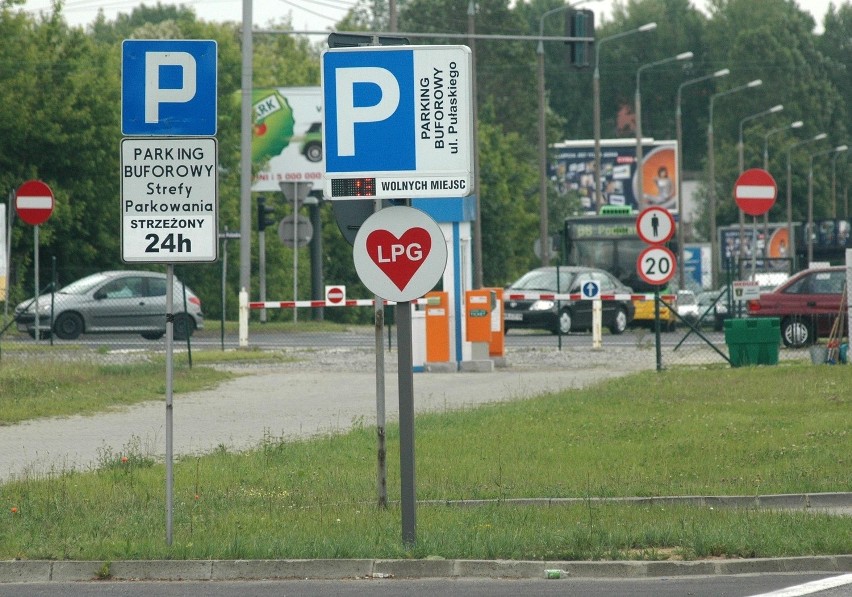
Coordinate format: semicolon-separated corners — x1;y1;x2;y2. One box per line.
145;51;197;124
335;67;399;156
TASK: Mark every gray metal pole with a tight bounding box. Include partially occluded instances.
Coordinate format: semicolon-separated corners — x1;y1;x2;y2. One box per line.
593;66;602;211
808;159;814;265
258;228;267;322
709;119;718;287
165;263;175;546
635;84;644;211
238;0;253;295
396;301;416;547
786;151;794;270
374;199;387;510
309;202;323;321
468;1;483;288
675;93;684;288
33;226;40;342
537;44;549;265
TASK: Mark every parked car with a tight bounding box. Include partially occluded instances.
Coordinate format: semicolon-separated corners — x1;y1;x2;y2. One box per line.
746;266;846;348
14;270;203;341
675;290;699;326
503;266;635;335
697;287;731;331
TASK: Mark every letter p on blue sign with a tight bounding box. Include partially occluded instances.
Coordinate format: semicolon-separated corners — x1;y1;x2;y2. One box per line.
122;40;217;136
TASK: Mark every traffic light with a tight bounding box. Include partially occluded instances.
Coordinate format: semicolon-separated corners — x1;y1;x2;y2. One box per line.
566;8;595;69
257;196;276;232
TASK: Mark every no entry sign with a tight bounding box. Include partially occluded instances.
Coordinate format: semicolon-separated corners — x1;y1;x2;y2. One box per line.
16;180;54;225
734;168;777;216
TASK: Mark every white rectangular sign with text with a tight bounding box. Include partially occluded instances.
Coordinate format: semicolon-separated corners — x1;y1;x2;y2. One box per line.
121;137;218;262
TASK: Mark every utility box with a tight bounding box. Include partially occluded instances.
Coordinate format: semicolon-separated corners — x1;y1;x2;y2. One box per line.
724;318;780;367
425;291;450;363
466;290;494;343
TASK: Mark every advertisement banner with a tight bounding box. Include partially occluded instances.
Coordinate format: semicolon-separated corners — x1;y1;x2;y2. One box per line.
550;139;678;214
719;222;795;274
250;87;324;192
683;243;712;290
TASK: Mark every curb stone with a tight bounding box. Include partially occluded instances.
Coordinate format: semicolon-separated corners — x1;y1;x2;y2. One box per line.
1;555;850;583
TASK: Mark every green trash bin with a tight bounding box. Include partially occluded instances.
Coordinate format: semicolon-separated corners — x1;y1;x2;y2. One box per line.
724;318;781;367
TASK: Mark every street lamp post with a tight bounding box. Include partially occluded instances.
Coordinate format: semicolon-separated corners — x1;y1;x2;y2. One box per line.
785;133;827;269
764;121;803;171
635;51;693;213
537;0;598;265
674;68;729;287
808;145;849;264
707;79;762;286
593;22;657;210
736;104;783;263
831;149;846;218
762;120;803;269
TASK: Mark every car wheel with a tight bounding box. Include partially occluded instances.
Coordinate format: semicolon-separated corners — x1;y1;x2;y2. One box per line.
303;142;322;162
141;332;165;340
609;307;628;335
53;312;84;340
553;309;572;335
781;317;812;348
173;314;196;341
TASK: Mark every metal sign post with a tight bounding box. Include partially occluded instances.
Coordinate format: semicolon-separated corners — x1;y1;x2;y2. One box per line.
121;38;218;547
396;299;416;546
352;206;448;547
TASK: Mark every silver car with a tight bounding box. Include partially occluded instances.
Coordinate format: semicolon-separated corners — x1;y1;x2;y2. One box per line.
14;270;203;340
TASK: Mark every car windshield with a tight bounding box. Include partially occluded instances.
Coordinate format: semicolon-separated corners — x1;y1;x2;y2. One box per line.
509;270;575;293
58;273;111;295
678;292;697;306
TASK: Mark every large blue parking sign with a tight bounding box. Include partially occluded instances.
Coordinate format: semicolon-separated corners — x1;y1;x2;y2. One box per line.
322;45;474;200
122;40;217;136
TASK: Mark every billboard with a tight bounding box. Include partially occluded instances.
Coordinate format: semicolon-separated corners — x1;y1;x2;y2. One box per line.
718;222;796;274
250;87;324;192
550;139;678;214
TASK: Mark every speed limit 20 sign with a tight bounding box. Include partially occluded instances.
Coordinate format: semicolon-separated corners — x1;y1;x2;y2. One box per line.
637;245;676;286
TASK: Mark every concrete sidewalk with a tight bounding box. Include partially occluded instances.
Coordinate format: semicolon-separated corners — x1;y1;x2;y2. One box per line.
0;356;632;482
1;555;851;583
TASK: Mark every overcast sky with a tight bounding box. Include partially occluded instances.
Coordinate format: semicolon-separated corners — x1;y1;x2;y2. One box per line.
21;0;844;35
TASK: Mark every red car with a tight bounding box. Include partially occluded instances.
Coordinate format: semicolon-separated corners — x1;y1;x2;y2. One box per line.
746;266;847;348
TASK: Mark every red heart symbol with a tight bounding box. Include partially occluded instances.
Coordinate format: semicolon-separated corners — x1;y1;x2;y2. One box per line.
366;228;432;291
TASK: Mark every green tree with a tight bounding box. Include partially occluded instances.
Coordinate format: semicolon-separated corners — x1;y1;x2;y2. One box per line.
702;0;846;237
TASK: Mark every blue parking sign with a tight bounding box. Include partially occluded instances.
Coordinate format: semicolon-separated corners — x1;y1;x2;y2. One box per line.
322;45;474;200
122;40;217;136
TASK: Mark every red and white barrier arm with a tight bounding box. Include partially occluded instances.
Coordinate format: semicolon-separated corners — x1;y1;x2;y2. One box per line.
247;297;433;310
502;293;676;302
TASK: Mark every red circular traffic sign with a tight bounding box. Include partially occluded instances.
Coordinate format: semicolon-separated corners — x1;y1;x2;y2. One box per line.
15;180;55;226
326;286;345;305
636;206;675;245
734;168;777;216
637;245;677;286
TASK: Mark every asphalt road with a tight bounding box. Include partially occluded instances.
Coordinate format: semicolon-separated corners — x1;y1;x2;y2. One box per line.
2;573;851;596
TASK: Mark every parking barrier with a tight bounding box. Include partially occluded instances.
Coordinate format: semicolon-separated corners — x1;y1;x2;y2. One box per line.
238;289;435;348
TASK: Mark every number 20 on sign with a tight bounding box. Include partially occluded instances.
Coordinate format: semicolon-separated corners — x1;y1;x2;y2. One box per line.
637;245;676;286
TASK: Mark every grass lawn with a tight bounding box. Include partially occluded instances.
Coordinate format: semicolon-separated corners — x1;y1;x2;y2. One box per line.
0;359;850;561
